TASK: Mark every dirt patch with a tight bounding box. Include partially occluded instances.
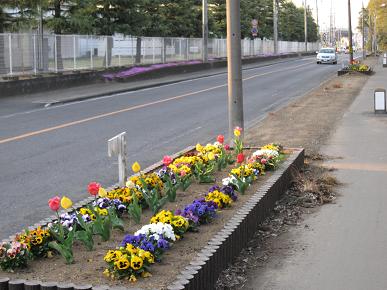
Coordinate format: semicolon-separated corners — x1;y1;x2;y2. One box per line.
244;58;375;155
215;160;339;289
215;57;377;289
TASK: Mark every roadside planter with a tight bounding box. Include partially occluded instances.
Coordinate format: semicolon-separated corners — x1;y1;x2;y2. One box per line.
0;131;304;290
338;61;373;76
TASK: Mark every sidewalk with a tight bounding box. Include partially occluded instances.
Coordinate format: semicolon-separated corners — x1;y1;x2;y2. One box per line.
247;58;387;290
1;56;310;106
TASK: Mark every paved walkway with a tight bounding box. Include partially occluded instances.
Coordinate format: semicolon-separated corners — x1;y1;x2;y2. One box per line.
247;57;387;290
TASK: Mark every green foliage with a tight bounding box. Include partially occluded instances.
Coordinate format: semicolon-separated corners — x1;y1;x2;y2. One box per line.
127;193;142;224
1;0;319;43
48;223;75;264
139;177;169;214
193;161;215;183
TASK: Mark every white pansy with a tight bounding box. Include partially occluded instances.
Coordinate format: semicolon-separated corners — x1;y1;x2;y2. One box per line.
252;149;279;158
135;222;176;241
222;176;237;186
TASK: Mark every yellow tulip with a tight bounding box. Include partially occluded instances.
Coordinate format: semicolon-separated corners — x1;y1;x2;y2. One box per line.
60;196;73;209
234;129;241;137
208;152;215;161
195;143;203;152
98;187;108;198
132;162;141;173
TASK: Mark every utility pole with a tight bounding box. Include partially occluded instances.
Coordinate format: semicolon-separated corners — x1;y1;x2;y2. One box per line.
38;0;44;71
304;0;308;52
273;0;278;54
329;0;333;45
316;0;319;33
374;12;377;55
348;0;353;63
226;0;244;139
202;0;208;63
362;2;366;59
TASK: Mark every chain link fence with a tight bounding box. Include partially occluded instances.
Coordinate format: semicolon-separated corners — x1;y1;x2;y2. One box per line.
0;33;320;76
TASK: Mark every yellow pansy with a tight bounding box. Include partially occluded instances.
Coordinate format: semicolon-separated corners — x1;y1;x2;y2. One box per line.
114;257;130;270
130;255;143;270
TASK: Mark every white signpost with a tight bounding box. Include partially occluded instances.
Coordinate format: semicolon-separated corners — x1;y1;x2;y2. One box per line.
108;132;127;187
374;88;386;113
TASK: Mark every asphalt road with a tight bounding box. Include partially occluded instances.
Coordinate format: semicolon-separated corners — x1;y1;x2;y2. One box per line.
0;55;349;240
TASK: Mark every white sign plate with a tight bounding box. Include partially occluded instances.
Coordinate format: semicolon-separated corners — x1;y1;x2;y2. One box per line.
375;92;385;111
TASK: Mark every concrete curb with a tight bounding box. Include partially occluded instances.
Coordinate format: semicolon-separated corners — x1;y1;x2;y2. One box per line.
0;148;304;290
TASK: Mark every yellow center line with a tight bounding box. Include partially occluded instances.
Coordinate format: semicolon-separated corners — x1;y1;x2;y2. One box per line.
0;61;314;145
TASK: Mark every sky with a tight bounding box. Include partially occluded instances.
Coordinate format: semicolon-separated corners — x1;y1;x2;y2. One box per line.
292;0;370;30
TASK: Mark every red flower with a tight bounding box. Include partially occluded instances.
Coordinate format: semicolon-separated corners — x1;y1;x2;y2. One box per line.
217;135;225;144
261;158;267;164
180;170;187;177
237;153;245;164
48;196;60;211
163;155;173;166
224;144;230;151
88;182;101;196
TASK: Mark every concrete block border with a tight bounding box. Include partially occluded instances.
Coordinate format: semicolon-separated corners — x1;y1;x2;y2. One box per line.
0;148;304;290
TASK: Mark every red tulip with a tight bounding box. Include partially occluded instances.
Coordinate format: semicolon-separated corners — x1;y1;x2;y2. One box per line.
261;158;267;164
224;144;230;151
217;135;225;144
163;155;173;166
237;153;245;164
48;196;61;211
88;182;101;196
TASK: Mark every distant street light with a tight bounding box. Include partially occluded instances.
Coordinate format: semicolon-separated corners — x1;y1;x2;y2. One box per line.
304;0;308;52
273;0;278;54
202;0;208;63
348;0;353;63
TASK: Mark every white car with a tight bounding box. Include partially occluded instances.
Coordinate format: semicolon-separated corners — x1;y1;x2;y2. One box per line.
316;48;338;64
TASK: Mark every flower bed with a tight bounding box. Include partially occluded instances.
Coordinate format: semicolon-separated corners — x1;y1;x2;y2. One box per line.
0;130;295;289
338;61;373;76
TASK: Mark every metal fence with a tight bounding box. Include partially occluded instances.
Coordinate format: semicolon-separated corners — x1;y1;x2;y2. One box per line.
0;33;320;76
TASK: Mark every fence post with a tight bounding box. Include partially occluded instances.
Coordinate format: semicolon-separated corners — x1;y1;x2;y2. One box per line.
143;37;146;64
54;35;58;72
131;37;134;65
33;34;37;74
90;37;93;69
161;37;165;63
152;38;155;64
186;38;189;60
105;37;108;68
73;35;76;70
8;34;12;75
